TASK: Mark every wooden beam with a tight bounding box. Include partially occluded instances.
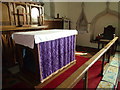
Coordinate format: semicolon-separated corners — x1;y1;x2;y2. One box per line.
84;71;88;89
29;5;32;25
14;2;43;7
25;4;28;25
100;53;105;76
56;37;118;88
13;2;17;25
8;2;12;25
0;25;48;32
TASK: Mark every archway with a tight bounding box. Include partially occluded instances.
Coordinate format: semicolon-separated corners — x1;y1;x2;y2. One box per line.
93;13;118;40
90;2;120;41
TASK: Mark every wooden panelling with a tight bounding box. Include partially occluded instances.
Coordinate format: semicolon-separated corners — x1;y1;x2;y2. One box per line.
44;20;63;29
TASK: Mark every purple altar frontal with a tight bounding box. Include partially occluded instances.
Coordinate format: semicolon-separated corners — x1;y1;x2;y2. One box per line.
13;29;78;82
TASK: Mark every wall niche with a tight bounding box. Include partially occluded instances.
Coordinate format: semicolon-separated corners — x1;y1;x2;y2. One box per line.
76;2;88;33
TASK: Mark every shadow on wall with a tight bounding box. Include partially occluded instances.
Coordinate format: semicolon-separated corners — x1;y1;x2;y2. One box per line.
50;2;55;18
44;2;55;19
90;2;119;41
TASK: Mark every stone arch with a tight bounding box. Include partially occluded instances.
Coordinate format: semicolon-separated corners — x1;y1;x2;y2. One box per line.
90;5;120;41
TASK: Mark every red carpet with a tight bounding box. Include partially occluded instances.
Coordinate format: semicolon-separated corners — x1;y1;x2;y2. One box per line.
74;58;102;89
6;55;120;89
42;56;102;89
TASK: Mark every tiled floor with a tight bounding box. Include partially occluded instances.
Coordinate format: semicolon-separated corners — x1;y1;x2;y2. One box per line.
105;52;120;82
115;52;120;82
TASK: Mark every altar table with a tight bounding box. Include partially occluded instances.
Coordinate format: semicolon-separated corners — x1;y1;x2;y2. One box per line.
13;29;78;82
1;25;47;67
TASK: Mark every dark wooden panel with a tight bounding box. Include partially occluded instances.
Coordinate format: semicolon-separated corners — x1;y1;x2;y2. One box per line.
44;20;63;29
16;44;40;83
1;25;47;67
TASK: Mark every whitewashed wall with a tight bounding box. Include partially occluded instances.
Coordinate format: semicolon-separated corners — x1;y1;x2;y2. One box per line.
67;2;118;48
54;2;69;19
0;2;119;50
45;2;119;50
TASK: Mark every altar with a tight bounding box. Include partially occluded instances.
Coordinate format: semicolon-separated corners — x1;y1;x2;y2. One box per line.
13;29;78;82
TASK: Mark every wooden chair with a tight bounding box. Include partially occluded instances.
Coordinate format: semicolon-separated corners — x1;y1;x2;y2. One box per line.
103;25;115;40
98;25;116;49
98;25;116;63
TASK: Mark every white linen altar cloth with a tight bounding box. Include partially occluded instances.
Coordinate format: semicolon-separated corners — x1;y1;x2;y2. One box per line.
12;29;78;49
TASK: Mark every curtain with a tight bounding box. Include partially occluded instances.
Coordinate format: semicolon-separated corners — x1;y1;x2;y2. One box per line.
38;35;75;80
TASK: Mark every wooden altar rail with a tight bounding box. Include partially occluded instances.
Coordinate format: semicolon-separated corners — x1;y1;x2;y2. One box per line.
56;37;118;88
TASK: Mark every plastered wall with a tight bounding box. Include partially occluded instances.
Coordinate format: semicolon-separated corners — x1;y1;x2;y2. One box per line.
54;2;69;19
68;2;118;48
48;2;119;50
1;2;119;50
